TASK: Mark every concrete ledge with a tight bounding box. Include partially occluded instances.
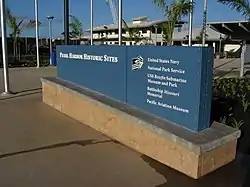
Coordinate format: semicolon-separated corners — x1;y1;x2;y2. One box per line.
41;77;241;179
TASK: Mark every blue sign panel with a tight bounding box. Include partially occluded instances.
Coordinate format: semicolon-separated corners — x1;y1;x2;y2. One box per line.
56;45;213;132
126;46;213;131
57;45;127;102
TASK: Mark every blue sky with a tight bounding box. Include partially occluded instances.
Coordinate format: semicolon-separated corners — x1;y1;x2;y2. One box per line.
6;0;245;37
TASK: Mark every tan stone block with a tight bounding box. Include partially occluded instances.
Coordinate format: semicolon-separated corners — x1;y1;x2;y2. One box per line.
41;77;240;179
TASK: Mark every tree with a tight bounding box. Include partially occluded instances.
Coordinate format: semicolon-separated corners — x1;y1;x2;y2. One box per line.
6;8;38;59
61;15;83;44
122;20;146;45
196;30;208;43
218;0;250;19
153;0;194;45
69;15;83;39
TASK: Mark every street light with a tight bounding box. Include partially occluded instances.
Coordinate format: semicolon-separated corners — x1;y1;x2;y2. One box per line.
46;16;54;66
90;0;93;45
202;0;208;46
118;0;122;45
35;0;40;68
64;0;69;45
104;25;108;44
219;34;222;53
0;0;12;95
154;24;158;45
188;0;193;46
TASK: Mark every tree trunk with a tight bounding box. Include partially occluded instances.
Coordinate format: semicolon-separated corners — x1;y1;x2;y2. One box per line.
18;42;21;61
13;40;16;57
13;40;17;62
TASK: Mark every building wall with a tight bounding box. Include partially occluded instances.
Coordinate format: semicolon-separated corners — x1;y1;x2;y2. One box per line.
93;27;166;45
91;26;243;55
92;26;185;46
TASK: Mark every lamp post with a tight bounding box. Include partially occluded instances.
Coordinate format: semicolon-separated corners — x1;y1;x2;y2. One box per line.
35;0;40;68
118;0;122;45
90;0;93;45
0;0;12;95
219;34;222;53
154;24;158;45
104;25;108;44
46;16;54;66
188;0;193;46
202;0;208;46
64;0;69;45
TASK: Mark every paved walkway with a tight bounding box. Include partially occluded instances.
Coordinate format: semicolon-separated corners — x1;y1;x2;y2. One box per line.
214;58;250;78
0;67;249;187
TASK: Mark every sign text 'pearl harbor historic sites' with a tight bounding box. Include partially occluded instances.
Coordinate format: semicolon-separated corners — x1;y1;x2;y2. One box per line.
57;45;213;131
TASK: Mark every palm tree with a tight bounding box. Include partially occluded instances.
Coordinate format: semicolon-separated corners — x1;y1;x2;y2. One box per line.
122;20;147;45
196;30;208;43
6;8;38;60
153;0;194;45
218;0;250;19
61;15;83;44
69;15;83;39
152;0;167;9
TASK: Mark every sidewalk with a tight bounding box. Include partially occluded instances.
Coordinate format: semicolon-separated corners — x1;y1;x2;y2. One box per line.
0;67;248;187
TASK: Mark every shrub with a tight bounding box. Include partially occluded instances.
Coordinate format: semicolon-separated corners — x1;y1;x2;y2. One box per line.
212;78;250;129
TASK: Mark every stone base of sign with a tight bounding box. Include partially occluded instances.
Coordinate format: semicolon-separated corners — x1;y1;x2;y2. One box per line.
41;77;241;179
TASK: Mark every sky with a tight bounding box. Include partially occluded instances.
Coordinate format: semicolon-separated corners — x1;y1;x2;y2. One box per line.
6;0;245;38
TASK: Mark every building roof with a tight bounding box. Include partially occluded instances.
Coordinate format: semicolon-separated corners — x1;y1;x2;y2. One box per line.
208;20;250;40
173;27;226;41
132;16;148;21
85;19;186;32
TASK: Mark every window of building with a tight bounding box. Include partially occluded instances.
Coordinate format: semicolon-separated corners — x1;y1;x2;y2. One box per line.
157;28;162;34
156;42;161;46
152;27;156;33
141;28;148;33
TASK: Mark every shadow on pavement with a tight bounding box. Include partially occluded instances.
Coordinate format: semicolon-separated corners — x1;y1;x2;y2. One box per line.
214;59;237;70
213;68;238;78
242;151;250;187
15;88;42;94
0;88;42;101
0;139;114;159
141;154;250;187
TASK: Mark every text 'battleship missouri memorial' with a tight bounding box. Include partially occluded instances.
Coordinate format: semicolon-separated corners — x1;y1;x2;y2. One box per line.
41;45;240;179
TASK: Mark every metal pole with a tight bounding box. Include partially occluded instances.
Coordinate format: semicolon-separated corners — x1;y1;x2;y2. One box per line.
202;0;207;46
155;26;158;45
49;20;52;65
64;0;69;45
118;0;122;45
240;41;246;77
219;35;222;53
90;0;93;45
0;0;12;95
188;0;193;46
35;0;40;68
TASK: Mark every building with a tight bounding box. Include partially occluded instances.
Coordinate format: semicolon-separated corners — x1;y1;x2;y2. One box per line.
208;21;250;76
84;18;245;57
172;27;228;53
85;16;186;45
